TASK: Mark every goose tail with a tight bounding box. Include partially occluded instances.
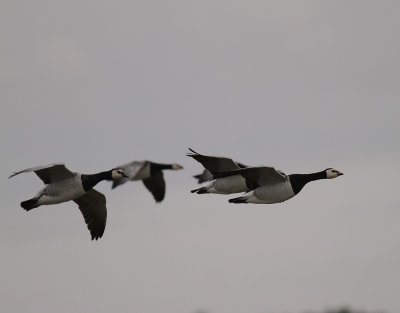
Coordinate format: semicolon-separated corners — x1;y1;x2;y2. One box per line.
21;198;40;211
228;196;247;204
191;187;209;194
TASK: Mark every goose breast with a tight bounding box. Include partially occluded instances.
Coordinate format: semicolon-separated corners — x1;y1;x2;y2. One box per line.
252;180;295;203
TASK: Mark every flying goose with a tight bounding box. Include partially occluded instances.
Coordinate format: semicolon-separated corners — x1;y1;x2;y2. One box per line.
9;163;127;240
212;167;343;204
111;160;183;202
187;148;249;194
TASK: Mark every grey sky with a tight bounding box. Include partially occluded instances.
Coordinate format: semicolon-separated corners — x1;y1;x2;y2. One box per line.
1;1;399;313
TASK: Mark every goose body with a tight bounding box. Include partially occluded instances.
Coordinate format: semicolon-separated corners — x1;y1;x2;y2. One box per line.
212;167;343;204
197;174;248;194
112;160;183;202
9;163;127;240
187;148;249;194
32;174;86;206
233;179;296;204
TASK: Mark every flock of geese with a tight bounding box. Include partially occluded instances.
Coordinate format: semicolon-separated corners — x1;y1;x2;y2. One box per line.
9;148;343;240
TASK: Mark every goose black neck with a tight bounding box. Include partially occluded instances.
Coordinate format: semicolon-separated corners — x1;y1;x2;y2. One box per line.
149;162;173;174
81;171;112;191
289;171;327;194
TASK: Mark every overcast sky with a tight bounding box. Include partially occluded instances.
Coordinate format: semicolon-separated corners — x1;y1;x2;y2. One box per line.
1;1;399;313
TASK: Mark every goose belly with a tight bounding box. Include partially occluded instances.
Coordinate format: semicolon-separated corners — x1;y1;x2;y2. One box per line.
211;175;247;194
252;181;295;204
37;179;85;205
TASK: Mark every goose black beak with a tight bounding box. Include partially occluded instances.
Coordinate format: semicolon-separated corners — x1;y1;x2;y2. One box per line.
338;172;343;176
122;173;129;178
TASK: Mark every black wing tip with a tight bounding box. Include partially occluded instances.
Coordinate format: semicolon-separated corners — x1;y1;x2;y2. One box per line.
90;229;105;241
152;193;164;203
187;147;201;158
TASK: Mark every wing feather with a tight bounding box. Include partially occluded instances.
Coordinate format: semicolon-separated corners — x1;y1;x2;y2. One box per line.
187;148;240;173
73;189;107;240
142;171;165;202
213;166;287;189
9;163;74;184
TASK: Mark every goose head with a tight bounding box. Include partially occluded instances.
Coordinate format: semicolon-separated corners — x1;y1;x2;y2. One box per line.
111;168;128;179
171;163;184;170
325;168;343;179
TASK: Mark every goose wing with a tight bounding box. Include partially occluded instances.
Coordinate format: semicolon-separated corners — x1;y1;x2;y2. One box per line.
73;189;107;240
236;162;248;169
193;169;214;184
112;161;147;189
214;166;287;189
142;171;165;202
187;148;240;173
9;163;74;184
192;159;248;184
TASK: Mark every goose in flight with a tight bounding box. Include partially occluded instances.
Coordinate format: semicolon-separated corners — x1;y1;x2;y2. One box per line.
212;167;343;204
9;163;127;240
111;160;183;202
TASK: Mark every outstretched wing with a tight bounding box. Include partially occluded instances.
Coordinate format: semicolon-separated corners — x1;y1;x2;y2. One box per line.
187;148;240;173
9;163;74;184
142;171;166;202
73;189;107;240
213;166;287;189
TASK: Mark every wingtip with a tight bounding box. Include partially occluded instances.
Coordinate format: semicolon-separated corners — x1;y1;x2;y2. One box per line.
91;233;104;241
187;148;199;156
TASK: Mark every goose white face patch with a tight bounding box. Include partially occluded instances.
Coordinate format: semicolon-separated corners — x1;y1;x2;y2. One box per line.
112;169;126;179
326;168;343;179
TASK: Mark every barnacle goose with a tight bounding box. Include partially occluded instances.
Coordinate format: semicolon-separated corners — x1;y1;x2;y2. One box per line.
213;167;343;204
9;163;127;240
111;160;183;202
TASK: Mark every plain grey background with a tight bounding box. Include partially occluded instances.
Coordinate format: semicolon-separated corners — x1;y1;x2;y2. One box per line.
1;1;399;313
